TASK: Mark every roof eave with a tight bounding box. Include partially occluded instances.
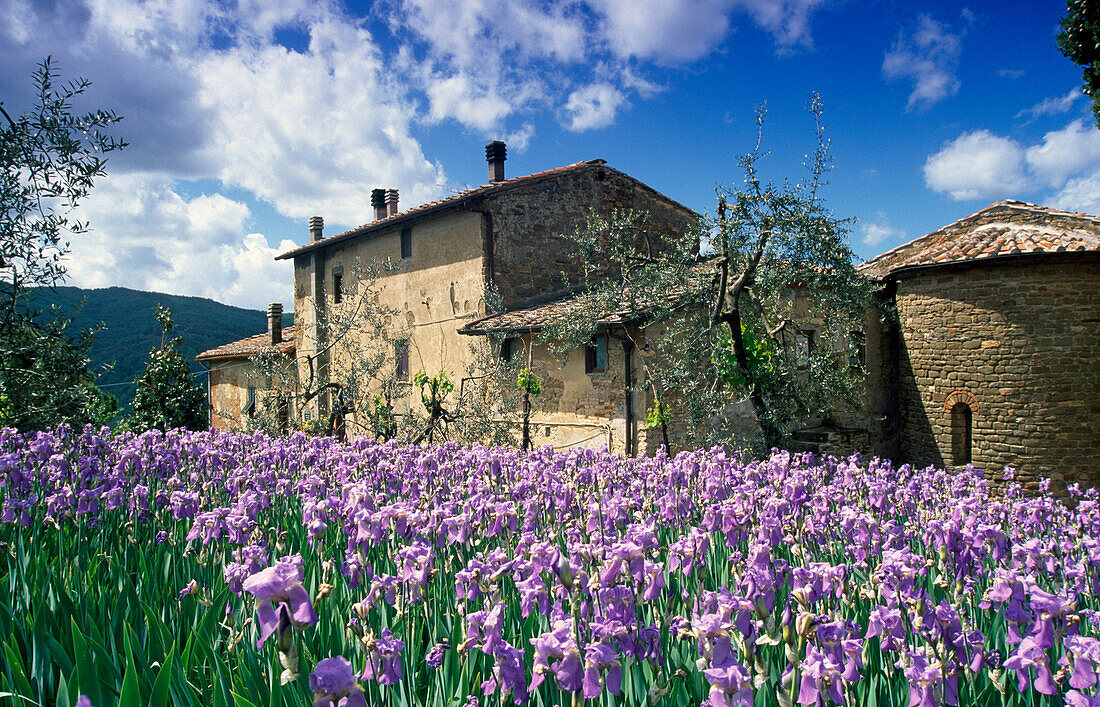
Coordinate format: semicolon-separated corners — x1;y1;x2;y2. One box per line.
879;247;1100;281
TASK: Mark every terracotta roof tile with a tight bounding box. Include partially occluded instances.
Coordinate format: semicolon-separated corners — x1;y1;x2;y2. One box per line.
858;200;1100;279
460;263;714;335
196;326;296;362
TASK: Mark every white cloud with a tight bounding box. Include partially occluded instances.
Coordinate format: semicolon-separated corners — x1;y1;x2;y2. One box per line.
1050;173;1100;216
883;14;965;111
69;173;294;309
564;83;626;132
860;214;905;248
1017;89;1085;122
924;130;1027;200
195;17;445;224
735;0;828;49
1024;119;1100;188
590;0;736;63
925;120;1100;209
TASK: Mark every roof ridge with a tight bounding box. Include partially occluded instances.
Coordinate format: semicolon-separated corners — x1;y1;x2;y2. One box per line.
859;200;1100;278
326;160;599;241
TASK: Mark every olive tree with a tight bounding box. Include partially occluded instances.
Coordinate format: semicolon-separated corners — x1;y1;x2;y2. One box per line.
546;95;873;453
0;58;124;430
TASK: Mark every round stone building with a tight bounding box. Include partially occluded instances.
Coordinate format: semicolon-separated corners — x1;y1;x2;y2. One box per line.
859;200;1100;492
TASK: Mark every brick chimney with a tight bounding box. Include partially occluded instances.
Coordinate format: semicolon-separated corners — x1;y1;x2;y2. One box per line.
371;188;387;221
486;140;506;183
267;302;283;345
385;189;399;217
308;216;324;242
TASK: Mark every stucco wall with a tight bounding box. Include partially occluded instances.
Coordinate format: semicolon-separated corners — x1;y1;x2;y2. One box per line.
890;256;1100;491
494;335;637;454
293;211;486;424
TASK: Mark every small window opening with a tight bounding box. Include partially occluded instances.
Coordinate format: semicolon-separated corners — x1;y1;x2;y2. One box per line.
242;386;256;417
585;335;608;374
951;402;973;466
395;339;410;380
795;329;816;367
401;228;412;259
849;331;866;367
500;337;519;363
332;268;343;304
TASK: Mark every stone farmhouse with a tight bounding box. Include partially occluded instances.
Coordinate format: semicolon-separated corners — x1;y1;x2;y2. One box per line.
198;142;697;450
197;146;1100;489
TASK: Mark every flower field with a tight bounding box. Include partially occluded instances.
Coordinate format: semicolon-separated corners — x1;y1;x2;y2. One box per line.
0;426;1098;707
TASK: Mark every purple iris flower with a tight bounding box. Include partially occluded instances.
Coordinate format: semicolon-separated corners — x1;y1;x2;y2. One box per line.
242;556;318;648
425;642;451;669
530;618;582;693
900;651;944;707
1003;636;1058;695
310;657;366;707
491;641;529;705
702;659;753;707
582;641;622;699
515;571;549;617
1061;635;1100;690
798;645;844;705
361;628;405;686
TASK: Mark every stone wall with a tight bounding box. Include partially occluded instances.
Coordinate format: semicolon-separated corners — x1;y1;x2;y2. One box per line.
207;358;295;431
889;255;1100;491
486;165;698;307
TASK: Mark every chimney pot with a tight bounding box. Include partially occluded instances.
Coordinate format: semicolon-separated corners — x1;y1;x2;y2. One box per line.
267;302;284;345
385;188;399;218
308;215;324;242
371;188;387;221
486;140;506;183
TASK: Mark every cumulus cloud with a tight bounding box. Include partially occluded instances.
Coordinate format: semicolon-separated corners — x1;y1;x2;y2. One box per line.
195;18;445;223
1050;173;1100;216
859;213;906;248
564;83;627;132
69;173;296;309
735;0;829;49
925;120;1100;208
590;0;736;63
883;14;967;111
1023;120;1100;188
924;131;1027;200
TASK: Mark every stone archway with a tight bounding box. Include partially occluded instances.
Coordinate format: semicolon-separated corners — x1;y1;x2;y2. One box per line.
944;390;978;466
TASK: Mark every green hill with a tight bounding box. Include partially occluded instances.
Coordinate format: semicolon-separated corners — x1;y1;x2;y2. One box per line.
28;287;291;411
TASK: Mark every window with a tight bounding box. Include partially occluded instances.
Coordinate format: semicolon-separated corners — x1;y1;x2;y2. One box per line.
332;267;343;304
242;386;256;417
500;337;519;363
951;403;973;466
401;227;412;259
849;331;866;367
795;329;816;367
395;339;410;380
585;335;608;374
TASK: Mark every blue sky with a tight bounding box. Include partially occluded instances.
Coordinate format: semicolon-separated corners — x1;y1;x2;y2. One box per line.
1;0;1095;310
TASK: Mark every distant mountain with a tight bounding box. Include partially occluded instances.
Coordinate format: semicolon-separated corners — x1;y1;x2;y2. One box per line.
29;286;291;411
